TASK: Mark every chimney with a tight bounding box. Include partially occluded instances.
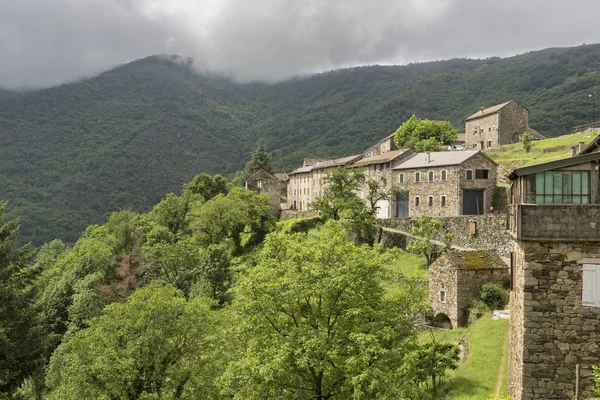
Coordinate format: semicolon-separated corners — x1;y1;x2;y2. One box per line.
572;146;578;157
578;142;585;153
426;152;430;163
480;107;485;114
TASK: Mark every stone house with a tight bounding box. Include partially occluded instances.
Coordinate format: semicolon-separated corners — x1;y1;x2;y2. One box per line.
351;148;414;219
245;169;288;216
429;250;508;329
507;151;600;399
287;155;362;211
465;101;545;150
392;150;498;218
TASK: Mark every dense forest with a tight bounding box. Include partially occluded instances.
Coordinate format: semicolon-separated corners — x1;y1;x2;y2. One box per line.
1;172;461;400
1;44;600;244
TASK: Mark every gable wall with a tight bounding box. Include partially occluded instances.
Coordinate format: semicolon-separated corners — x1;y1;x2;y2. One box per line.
466;113;499;150
498;102;529;145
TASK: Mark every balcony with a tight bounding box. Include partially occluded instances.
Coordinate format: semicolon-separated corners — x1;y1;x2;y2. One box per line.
509;204;600;241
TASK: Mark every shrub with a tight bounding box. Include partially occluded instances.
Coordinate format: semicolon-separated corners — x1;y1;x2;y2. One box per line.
480;283;508;310
469;299;489;323
275;216;323;234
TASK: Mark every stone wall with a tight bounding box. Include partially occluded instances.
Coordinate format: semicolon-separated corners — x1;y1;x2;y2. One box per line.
508;240;600;400
455;268;508;326
498;102;529;145
379;213;510;254
428;257;459;327
515;204;600;241
466;113;499;150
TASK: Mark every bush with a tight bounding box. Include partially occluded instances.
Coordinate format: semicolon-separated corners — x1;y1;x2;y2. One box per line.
480;283;508;310
275;216;323;234
469;299;489;323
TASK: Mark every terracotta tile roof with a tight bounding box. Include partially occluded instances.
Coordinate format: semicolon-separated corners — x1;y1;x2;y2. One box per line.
465;100;514;121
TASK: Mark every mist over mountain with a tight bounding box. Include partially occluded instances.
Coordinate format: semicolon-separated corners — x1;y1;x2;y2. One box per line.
1;43;599;245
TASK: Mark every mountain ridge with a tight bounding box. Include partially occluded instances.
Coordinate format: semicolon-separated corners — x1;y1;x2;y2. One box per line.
1;43;599;245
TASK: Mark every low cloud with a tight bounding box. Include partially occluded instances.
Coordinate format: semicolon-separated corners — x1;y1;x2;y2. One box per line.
1;0;599;89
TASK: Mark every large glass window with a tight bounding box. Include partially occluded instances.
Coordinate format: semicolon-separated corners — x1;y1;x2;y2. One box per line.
530;170;590;204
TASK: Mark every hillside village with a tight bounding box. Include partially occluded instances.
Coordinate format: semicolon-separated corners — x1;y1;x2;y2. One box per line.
247;102;600;400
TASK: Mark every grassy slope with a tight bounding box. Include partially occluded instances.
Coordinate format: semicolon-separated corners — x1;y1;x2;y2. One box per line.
486;131;599;182
445;315;510;399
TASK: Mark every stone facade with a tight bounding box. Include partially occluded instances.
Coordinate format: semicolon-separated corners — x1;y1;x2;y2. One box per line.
465;101;529;150
509;239;600;400
245;169;288;216
379;213;510;254
429;251;508;328
393;151;498;218
508;151;600;399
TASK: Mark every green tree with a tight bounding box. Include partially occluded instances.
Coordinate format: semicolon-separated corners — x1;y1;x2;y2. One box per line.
183;173;228;201
0;203;44;396
246;140;272;174
45;283;221;400
407;215;452;265
188;187;275;254
394;115;458;151
220;223;426;399
522;131;533;153
311;167;376;243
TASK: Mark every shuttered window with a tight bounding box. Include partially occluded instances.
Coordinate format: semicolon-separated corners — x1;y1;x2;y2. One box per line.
582;264;600;307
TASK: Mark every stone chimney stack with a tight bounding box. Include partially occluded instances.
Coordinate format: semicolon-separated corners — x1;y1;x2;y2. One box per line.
579;142;585;153
572;146;578;157
426;152;431;163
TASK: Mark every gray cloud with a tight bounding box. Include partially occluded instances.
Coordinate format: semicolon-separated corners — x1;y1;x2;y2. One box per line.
1;0;599;89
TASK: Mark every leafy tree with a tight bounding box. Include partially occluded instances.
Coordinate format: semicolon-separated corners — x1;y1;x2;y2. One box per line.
220;223;426;399
0;203;44;396
400;330;459;399
246;140;272;174
407;215;452;265
45;283;221;400
480;283;508;310
522;131;533;153
394;115;458;151
183;173;228;201
311;167;376;243
188;187;275;254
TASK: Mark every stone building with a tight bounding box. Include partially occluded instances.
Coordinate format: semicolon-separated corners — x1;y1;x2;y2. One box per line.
507;151;600;399
429;250;508;329
465;101;545;150
352;148;414;219
245;169;288;216
392;150;498;218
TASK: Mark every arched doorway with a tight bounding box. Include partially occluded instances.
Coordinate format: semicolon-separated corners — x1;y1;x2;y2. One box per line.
432;313;453;329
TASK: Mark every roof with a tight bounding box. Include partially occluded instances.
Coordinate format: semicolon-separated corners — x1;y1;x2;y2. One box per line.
436;251;508;270
274;173;289;181
508;151;600;180
578;134;600;155
351;149;410;167
313;154;363;170
288;165;314;175
465;100;515;121
393;150;496;170
246;169;277;181
526;127;546;140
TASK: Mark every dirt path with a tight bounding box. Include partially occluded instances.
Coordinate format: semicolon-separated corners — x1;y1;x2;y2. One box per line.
493;326;510;398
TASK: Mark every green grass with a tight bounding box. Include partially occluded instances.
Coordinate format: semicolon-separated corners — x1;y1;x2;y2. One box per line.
486;131;597;173
446;314;510;400
383;249;428;280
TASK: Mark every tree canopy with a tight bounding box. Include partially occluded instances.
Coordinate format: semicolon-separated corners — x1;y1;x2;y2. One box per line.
394;115;458;151
246;140;273;175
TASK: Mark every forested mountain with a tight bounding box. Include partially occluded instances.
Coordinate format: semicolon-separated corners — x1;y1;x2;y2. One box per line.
1;45;600;245
0;89;19;101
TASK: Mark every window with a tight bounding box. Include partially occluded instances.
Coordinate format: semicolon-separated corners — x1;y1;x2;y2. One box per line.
475;169;489;179
428;196;433;207
428;171;434;181
307;188;309;194
488;140;492;148
440;285;446;303
441;195;446;206
526;170;590;204
581;263;600;307
472;144;477;149
415;172;421;182
466;170;473;180
415;196;420;207
489;127;492;132
441;170;447;181
399;173;404;183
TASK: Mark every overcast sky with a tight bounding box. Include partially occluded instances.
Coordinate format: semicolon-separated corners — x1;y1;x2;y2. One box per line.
1;0;599;89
